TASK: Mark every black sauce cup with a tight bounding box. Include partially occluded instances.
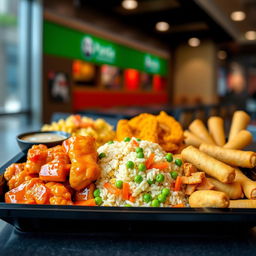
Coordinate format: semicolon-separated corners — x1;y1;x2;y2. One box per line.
16;131;71;153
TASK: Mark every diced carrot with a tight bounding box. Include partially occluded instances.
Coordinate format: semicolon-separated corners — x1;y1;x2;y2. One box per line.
132;139;139;147
150;162;169;170
146;153;155;169
75;199;96;206
104;183;121;196
122;182;130;200
73;115;81;127
172;203;184;208
129;196;136;203
174;176;182;191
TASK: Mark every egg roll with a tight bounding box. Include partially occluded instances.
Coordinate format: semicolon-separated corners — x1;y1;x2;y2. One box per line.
229;199;256;208
189;119;215;145
208;177;243;199
228;111;250;142
181;146;235;183
184;130;204;147
234;169;256;199
189;190;229;208
199;143;256;168
224;130;253;150
208;116;226;146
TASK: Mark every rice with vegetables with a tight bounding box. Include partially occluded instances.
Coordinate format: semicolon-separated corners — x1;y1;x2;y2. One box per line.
96;137;188;207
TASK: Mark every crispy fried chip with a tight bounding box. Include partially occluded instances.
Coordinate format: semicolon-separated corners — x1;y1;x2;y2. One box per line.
116;112;184;153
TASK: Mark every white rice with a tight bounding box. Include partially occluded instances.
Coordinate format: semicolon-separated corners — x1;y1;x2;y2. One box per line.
96;137;188;207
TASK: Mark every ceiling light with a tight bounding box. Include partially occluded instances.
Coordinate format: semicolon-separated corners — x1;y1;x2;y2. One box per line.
230;11;246;21
188;37;200;47
155;21;170;32
245;30;256;40
218;50;227;60
122;0;138;10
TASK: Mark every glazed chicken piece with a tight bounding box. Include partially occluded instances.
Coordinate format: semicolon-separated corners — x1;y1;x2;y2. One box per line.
63;136;100;191
75;183;95;202
25;144;48;174
4;163;35;190
45;182;73;205
39;145;70;182
5;178;51;204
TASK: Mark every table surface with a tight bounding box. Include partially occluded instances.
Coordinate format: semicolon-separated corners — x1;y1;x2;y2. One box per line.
1;220;256;256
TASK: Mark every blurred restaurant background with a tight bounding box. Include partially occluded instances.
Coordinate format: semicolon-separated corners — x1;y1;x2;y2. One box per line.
1;0;256;161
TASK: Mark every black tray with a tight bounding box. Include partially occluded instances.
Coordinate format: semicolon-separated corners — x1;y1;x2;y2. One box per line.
1;152;256;233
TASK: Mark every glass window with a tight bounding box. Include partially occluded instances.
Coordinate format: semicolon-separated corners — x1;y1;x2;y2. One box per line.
0;0;26;113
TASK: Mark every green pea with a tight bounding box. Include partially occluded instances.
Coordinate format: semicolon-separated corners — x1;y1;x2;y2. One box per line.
137;152;144;158
165;153;173;162
107;141;114;144
143;193;152;203
175;159;182;167
156;173;164;183
170;171;178;179
151;199;160;207
136;138;141;141
134;175;143;184
157;194;166;203
93;189;100;197
162;188;170;197
126;161;135;169
135;147;143;153
124;204;132;207
147;179;154;185
95;197;103;205
99;152;106;159
138;163;146;172
124;137;131;142
115;180;123;189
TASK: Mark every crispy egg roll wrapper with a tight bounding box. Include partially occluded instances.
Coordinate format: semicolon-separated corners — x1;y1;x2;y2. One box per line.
181;146;235;183
199;143;256;168
228;111;250;142
208;116;226;146
189;190;229;208
208;178;243;199
234;169;256;199
189;119;215;145
229;199;256;208
224;130;253;150
184;130;204;147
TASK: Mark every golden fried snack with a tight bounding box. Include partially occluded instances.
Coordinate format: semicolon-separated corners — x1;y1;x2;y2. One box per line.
4;163;35;190
189;119;215;145
181;146;235;183
234;169;256;199
224;130;253;150
199;143;256;168
189;190;229;208
196;177;214;190
136;114;158;143
208;178;243;199
45;182;73;205
208;116;226;146
229;199;256;208
157;111;183;151
25;144;48;174
181;172;205;184
228;111;250;142
64;136;100;191
184;130;204;147
116;120;133;141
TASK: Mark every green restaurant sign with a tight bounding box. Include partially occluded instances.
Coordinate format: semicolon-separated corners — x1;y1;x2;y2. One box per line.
43;21;168;76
